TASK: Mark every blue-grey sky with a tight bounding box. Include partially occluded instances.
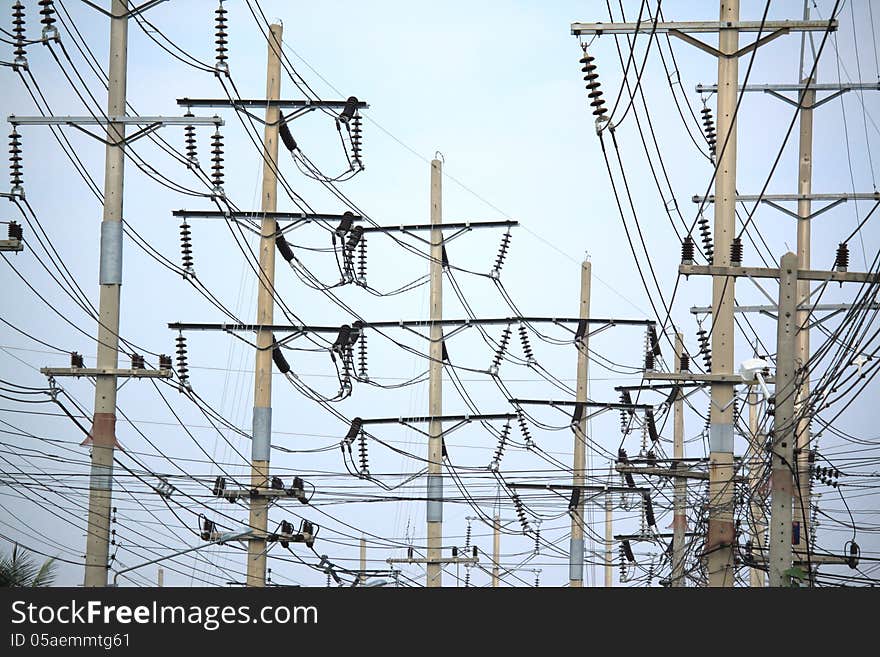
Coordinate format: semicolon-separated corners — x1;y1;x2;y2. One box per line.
1;0;878;587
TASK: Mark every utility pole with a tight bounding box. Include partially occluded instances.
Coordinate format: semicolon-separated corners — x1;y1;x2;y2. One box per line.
570;260;591;587
769;252;798;586
360;537;367;585
671;333;686;587
157;568;164;587
492;513;500;587
793;20;816;574
705;0;740;589
748;388;766;587
84;0;128;588
604;486;613;587
247;21;283;588
427;158;443;587
572;0;833;590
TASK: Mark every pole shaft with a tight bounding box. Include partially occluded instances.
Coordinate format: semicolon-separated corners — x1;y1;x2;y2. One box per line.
707;0;739;588
604;489;613;587
492;514;500;587
84;0;128;588
793;85;815;572
748;388;766;587
247;23;283;588
769;253;799;586
671;333;686;586
426;159;443;587
360;537;367;585
570;261;591;587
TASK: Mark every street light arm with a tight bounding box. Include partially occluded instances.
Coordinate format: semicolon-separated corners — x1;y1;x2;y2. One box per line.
112;530;252;586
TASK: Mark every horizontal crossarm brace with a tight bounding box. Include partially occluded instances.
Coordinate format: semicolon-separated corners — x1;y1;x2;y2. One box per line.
359;413;516;426
680;264;880;284
9;115;223;126
509;398;653;410
177;98;369;110
571;19;836;35
40;367;171;378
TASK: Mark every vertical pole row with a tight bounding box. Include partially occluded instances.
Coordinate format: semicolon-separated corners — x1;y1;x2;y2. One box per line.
492;514;501;587
706;0;739;588
570;260;591;586
84;0;128;588
426;158;443;587
748;387;767;587
247;22;283;588
671;332;686;586
604;486;613;587
770;252;799;586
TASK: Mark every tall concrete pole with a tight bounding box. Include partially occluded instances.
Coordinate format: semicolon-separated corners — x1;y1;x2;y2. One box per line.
247;22;283;588
793;82;815;574
492;514;500;587
426;158;443;587
769;253;799;586
748;388;766;587
671;333;687;586
570;260;591;587
706;0;739;588
604;487;613;587
84;0;128;588
360;537;367;585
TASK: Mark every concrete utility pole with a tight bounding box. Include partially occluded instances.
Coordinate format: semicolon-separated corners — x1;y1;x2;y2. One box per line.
671;333;686;587
769;253;798;586
748;388;766;587
157;568;164;587
360;537;367;585
604;487;613;587
706;0;740;588
247;22;283;588
427;158;443;587
793;65;816;579
84;0;129;588
492;514;501;587
570;260;591;587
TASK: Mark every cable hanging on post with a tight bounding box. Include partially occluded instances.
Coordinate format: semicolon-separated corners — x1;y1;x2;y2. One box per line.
214;0;229;74
175;332;190;390
38;0;57;41
210;128;224;195
180;219;194;275
579;45;608;131
12;2;27;69
701;101;717;161
184;111;198;167
491;230;512;279
9;129;23;196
